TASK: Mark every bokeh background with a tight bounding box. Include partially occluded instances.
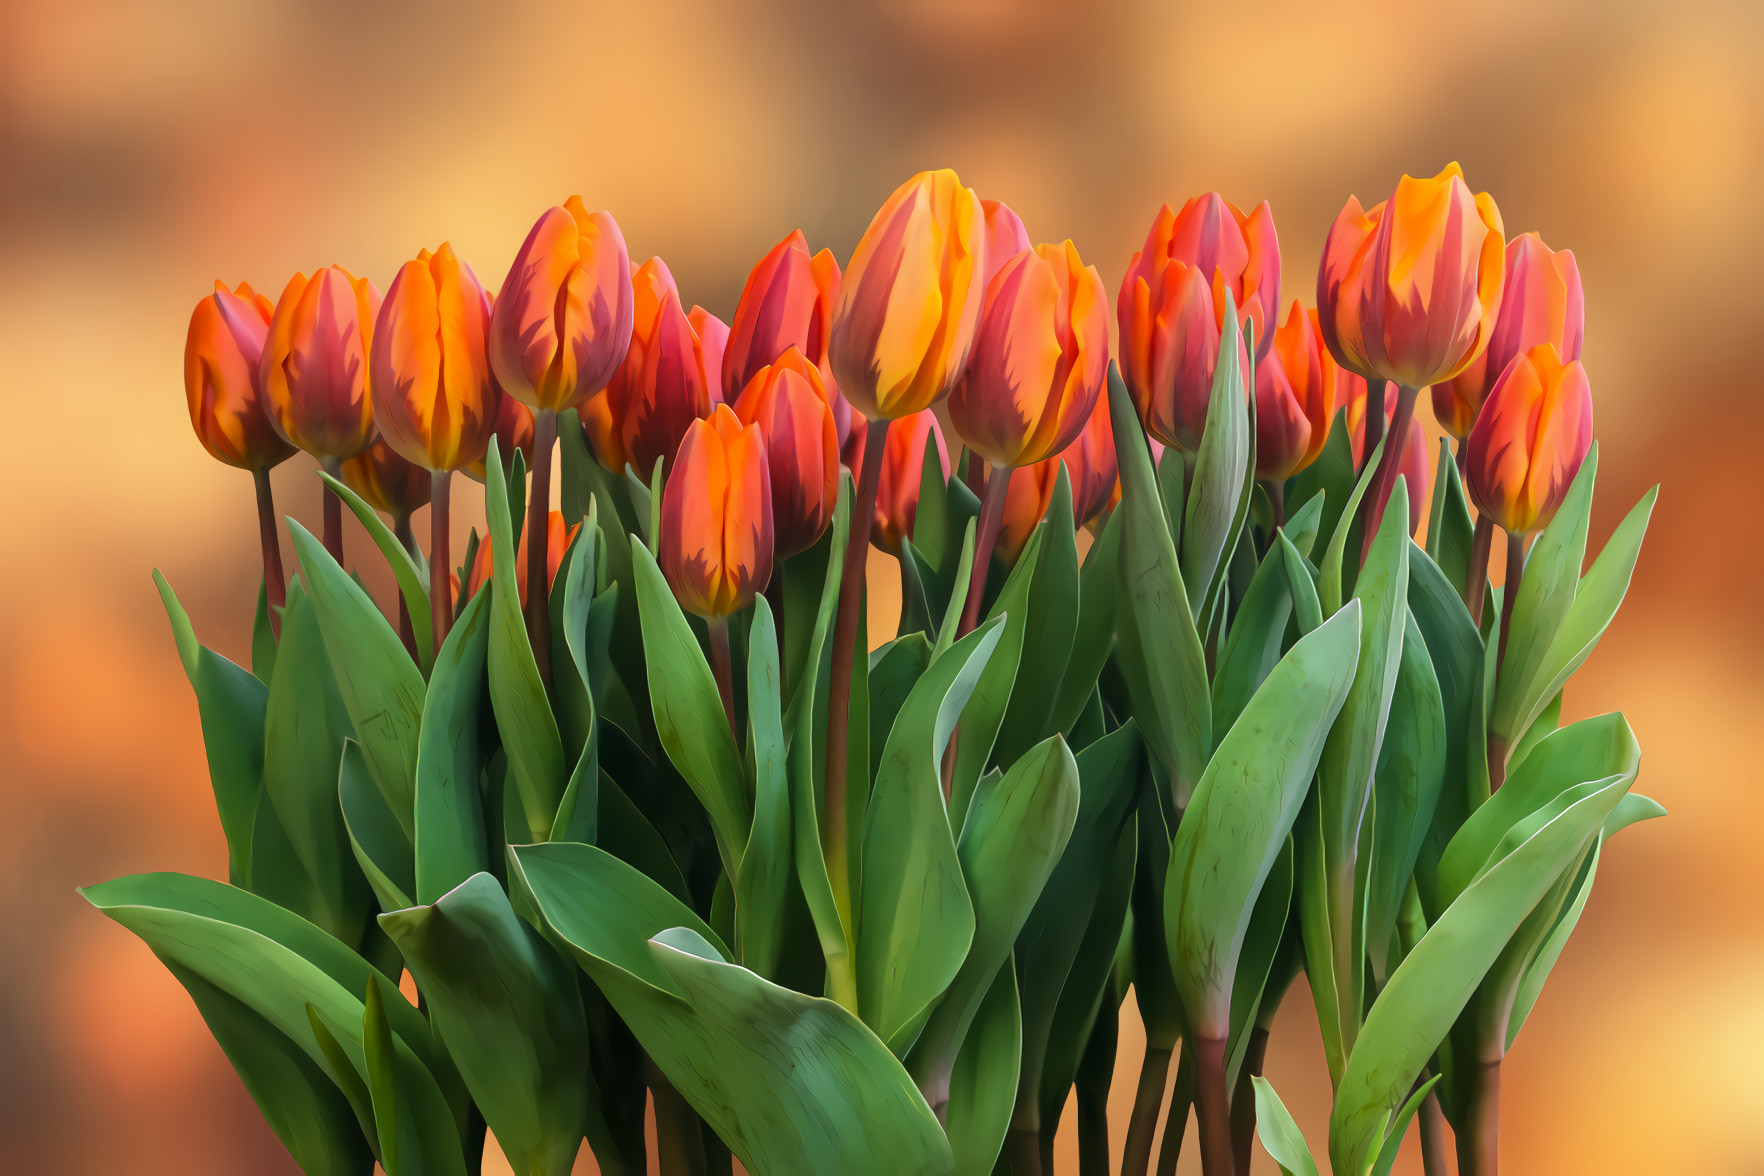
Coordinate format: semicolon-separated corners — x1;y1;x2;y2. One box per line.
3;0;1760;1171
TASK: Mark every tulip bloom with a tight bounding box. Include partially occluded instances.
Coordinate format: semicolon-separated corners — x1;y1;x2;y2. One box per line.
372;243;500;472
340;437;431;522
1433;231;1583;438
467;510;580;607
1117;194;1274;451
659;405;774;619
467;392;535;483
733;348;840;558
949;239;1110;470
489;197;634;413
977;199;1031;288
1058;390;1119;528
830;169;987;421
1464;345;1593;535
1317;163;1505;389
870;411;949;554
1255;301;1339;483
995;459;1060;566
185;280;294;471
261;265;383;461
723;231;847;438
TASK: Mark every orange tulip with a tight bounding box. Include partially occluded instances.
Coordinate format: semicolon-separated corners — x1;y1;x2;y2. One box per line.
948;239;1110;471
488;196;634;414
659;405;773;618
1117;194;1274;451
261;265;382;460
340;437;431;521
466;391;535;483
184;280;294;471
467;510;580;606
995;459;1060;566
1058;388;1119;528
977;199;1031;289
723;230;850;444
370;243;500;473
829;169;987;421
869;410;949;554
1317;163;1505;389
1464;345;1593;535
733;348;840;558
1433;231;1582;439
1254;302;1339;482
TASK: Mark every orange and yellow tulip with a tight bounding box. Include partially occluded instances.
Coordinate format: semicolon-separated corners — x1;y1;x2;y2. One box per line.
371;244;500;472
659;405;774;618
723;230;846;439
488;196;634;414
1433;231;1583;438
1117;194;1274;451
184;280;294;471
829;169;987;421
996;459;1060;566
1464;344;1593;535
733;348;841;558
948;240;1110;470
1317;163;1505;389
466;510;580;607
869;410;948;554
340;437;432;522
261;265;382;460
1254;302;1339;482
1058;390;1119;528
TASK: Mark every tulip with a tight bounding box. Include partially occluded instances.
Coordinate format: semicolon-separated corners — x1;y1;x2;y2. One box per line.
723;231;851;447
466;510;580;608
869;410;949;554
1117;194;1274;452
1254;301;1338;486
1434;231;1583;440
466;392;535;483
995;459;1060;567
978;199;1031;288
184;279;295;625
733;348;840;558
1058;390;1118;529
1464;345;1593;537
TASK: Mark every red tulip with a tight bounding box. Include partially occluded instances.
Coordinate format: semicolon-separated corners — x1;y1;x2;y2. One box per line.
658;405;774;618
869;410;949;554
723;230;849;447
1058;389;1119;528
733;348;841;558
261;265;382;460
1254;302;1339;482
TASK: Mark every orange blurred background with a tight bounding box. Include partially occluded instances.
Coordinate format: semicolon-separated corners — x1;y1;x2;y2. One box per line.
2;0;1760;1172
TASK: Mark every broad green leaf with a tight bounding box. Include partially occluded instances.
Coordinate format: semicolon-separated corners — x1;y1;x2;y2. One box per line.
944;964;1022;1176
361;977;399;1174
1317;435;1387;618
319;470;433;670
1251;1077;1321;1176
1048;506;1120;738
912;427;959;580
994;467;1080;768
868;634;933;787
339;739;414;912
1226;836;1292;1087
414;587;492;904
1182;298;1251;618
1424;439;1475;597
1168;603;1363;1039
1370;1075;1442;1176
897;535;937;638
949;526;1043;812
379;874;591;1176
1107;362;1210;804
288;522;425;836
1510;690;1563;773
857;618;1004;1052
252;578;278;684
1211;536;1298;735
737;597;792;980
1279;531;1324;636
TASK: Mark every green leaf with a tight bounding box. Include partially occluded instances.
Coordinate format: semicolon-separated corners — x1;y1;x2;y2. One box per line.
868;634;933;788
994;467;1080;768
1107;362;1210;804
319;470;433;671
379;874;591;1176
482;443;568;843
1370;1075;1442;1176
943;964;1022;1176
1278;532;1324;637
361;976;400;1174
737;597;792;980
1510;690;1563;773
1424;439;1475;597
252;579;278;685
1211;536;1298;736
857;617;1005;1053
598;770;692;904
1167;603;1363;1040
1317;435;1388;618
1285;407;1355;551
949;526;1042;814
339;739;414;912
1251;1077;1321;1176
414;587;493;904
1048;506;1120;738
288;521;426;837
1182;302;1251;616
1226;835;1292;1086
1281;489;1326;560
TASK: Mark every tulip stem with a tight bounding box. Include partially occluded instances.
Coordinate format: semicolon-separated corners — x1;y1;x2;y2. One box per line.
708;617;737;739
1227;1025;1269;1176
393;514;418;662
1465;514;1496;624
826;417;891;899
1418;1080;1452;1176
431;469;452;654
1361;384;1418;558
1120;1043;1172;1176
958;462;1011;639
1488;529;1525;793
1458;1055;1502;1176
1360;378;1388;476
320;456;345;565
526;409;558;689
252;467;286;638
1156;1042;1195;1175
1192;1035;1235;1176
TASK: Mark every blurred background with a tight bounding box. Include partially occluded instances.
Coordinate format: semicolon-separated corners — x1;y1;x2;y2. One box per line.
2;0;1760;1171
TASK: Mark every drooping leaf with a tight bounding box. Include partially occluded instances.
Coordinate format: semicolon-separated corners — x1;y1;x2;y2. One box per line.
737;597;793;980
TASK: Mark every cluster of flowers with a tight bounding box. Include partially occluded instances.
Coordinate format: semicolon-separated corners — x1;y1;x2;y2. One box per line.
185;164;1590;689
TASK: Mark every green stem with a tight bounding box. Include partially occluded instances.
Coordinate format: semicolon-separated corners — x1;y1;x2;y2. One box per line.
1359;377;1388;476
646;1058;707;1176
525;408;558;690
431;468;452;652
1003;1126;1043;1176
1464;514;1495;624
957;461;1011;638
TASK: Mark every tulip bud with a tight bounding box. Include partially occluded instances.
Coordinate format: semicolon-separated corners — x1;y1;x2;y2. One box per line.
869;411;949;554
830;169;987;421
723;230;844;410
371;243;500;472
489;197;634;414
340;436;432;521
1433;232;1583;438
1464;345;1593;534
733;348;841;558
1117;195;1273;451
1317;163;1505;389
261;266;383;460
1254;301;1339;482
995;459;1060;566
949;239;1110;471
659;405;774;618
184;280;295;471
466;392;535;483
467;510;579;606
1058;389;1119;528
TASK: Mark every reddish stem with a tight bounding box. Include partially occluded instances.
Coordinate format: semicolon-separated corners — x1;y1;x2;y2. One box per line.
252;467;286;638
320;457;344;565
526;409;558;689
1465;514;1495;623
1360;377;1388;476
393;514;418;661
1228;1026;1270;1176
957;463;1011;639
431;469;452;653
708;616;737;739
1119;1044;1172;1176
1192;1035;1235;1176
1361;384;1418;561
1458;1056;1501;1176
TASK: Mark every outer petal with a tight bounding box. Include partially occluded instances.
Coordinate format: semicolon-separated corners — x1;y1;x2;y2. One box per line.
583;256;677;474
185;280;293;470
624;289;718;480
263;266;381;460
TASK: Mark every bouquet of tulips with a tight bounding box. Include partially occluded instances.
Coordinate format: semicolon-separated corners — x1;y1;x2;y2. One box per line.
85;164;1660;1176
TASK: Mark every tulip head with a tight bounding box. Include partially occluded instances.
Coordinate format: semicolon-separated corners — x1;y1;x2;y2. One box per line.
261;266;383;460
1254;301;1339;482
723;230;843;400
996;459;1060;566
1317;163;1505;389
830;169;987;421
870;411;949;554
733;348;841;558
340;437;432;521
465;392;535;483
1464;344;1593;534
1433;231;1583;438
467;510;579;606
489;196;634;413
371;243;499;472
184;280;295;471
978;199;1031;288
949;240;1110;470
659;404;774;618
1059;389;1119;528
